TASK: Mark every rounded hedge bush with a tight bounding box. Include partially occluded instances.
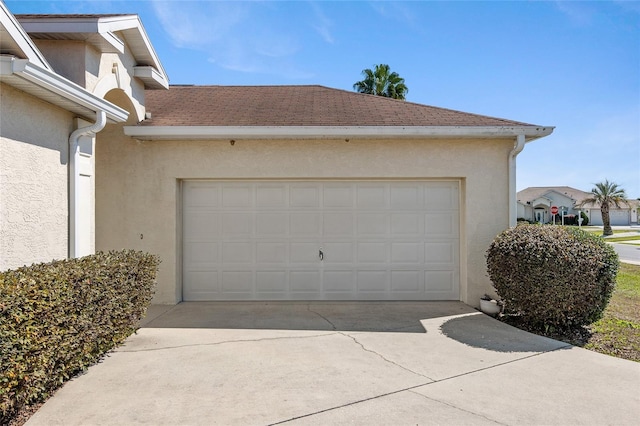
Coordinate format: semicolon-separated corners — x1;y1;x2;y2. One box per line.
486;224;618;331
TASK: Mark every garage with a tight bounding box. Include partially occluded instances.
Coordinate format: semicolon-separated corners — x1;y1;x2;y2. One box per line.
182;180;460;301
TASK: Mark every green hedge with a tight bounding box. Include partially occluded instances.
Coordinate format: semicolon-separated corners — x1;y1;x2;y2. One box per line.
487;224;618;331
0;250;160;422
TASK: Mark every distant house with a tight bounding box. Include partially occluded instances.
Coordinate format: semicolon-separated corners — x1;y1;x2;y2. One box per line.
517;186;638;226
1;3;556;306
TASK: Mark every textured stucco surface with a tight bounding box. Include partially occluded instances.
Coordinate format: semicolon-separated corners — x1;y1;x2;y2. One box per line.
34;39;146;122
0;83;73;270
96;124;513;304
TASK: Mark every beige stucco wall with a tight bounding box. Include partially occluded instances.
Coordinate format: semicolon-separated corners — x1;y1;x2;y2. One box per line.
34;40;89;87
0;83;73;270
34;39;146;121
96;124;512;305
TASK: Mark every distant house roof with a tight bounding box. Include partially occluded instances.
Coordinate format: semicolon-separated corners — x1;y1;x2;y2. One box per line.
125;85;555;140
518;186;636;209
518;186;592;204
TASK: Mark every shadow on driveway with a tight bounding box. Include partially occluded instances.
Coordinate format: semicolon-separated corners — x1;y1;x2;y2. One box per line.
439;313;569;353
141;301;477;333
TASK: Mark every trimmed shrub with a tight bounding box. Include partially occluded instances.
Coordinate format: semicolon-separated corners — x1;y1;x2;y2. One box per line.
486;224;618;332
0;250;159;422
580;211;589;226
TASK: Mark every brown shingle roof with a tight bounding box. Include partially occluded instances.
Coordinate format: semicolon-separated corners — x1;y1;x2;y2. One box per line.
140;85;538;127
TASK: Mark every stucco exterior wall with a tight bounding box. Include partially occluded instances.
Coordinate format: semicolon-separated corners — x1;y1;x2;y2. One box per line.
33;40;89;87
0;83;73;270
33;39;146;121
95;125;512;304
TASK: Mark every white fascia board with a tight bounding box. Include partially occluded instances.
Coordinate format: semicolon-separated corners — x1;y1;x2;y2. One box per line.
123;125;555;141
17;14;169;86
126;23;169;88
0;2;51;70
0;56;128;122
100;15;169;88
97;30;125;54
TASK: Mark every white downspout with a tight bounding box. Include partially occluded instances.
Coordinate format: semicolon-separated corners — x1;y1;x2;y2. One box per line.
509;134;526;227
69;110;106;258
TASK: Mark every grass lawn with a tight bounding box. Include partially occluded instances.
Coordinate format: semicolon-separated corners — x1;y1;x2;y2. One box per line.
603;235;640;243
584;263;640;361
504;263;640;362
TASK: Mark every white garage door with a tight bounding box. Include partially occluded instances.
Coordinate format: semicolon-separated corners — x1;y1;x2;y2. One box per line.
182;180;460;301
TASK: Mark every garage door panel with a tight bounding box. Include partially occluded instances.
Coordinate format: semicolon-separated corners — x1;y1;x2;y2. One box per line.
357;242;387;263
391;242;422;263
290;213;322;236
184;182;219;208
324;212;354;236
323;270;355;292
391;184;424;209
222;184;253;207
183;271;219;300
357;271;388;292
290;271;321;292
356;184;387;208
256;271;287;292
184;242;219;266
183;180;460;301
290;242;321;263
425;270;458;293
222;242;253;263
184;212;219;240
357;213;389;236
391;213;421;235
256;185;287;207
324;184;354;208
322;242;353;263
424;241;458;267
424;183;459;210
290;184;320;207
256;242;287;263
221;271;253;292
222;213;252;236
256;212;288;235
391;270;421;291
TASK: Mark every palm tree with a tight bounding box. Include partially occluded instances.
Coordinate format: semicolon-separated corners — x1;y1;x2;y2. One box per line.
580;180;627;236
353;64;408;100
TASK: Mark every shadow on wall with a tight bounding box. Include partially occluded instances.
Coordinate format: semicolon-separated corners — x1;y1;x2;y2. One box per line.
439;313;570;353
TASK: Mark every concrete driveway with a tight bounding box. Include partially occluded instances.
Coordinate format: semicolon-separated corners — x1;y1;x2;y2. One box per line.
27;302;640;425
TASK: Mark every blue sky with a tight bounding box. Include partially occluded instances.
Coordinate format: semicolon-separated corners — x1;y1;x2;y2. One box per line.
6;0;640;198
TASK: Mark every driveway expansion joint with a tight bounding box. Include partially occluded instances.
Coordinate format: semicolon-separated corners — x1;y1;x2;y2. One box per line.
271;344;573;425
408;389;509;425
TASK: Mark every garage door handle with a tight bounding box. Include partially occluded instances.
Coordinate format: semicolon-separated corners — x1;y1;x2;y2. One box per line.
319;249;324;261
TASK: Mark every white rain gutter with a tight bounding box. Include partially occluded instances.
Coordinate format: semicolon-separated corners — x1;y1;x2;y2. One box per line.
509;134;526;227
123;125;554;141
68;111;107;258
0;56;128;122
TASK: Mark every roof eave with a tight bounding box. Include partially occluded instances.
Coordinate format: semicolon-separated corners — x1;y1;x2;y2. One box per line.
17;14;169;90
0;2;51;70
123;125;555;141
0;56;128;123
